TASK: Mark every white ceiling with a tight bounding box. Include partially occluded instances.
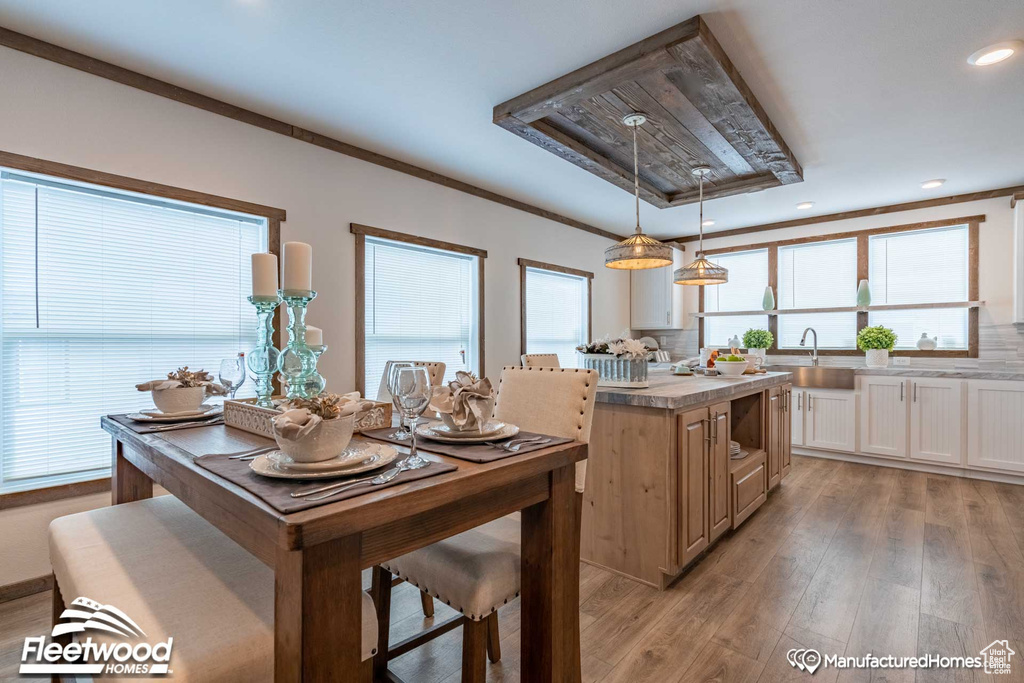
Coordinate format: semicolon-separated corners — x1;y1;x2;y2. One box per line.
0;0;1021;238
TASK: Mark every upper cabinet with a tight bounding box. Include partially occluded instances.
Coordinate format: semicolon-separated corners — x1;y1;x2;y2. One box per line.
631;248;687;330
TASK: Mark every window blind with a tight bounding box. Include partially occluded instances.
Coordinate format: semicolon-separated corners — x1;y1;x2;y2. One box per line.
703;249;769;347
869;225;969;349
524;267;588;368
0;172;265;493
777;238;858;348
364;237;478;395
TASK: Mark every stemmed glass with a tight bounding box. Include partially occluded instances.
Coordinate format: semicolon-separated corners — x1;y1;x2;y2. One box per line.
387;362;414;439
219;353;246;400
393;366;432;470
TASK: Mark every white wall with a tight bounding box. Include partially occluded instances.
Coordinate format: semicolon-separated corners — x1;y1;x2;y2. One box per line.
0;46;631;587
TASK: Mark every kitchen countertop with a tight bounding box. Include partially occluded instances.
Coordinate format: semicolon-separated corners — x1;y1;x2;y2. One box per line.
854;367;1024;381
595;369;792;410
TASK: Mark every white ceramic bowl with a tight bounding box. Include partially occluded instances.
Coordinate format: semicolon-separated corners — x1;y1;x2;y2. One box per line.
274;413;355;463
714;359;749;377
151;386;206;414
438;397;495;432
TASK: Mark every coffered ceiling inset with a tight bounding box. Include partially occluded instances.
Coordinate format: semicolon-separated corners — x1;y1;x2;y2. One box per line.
493;16;803;208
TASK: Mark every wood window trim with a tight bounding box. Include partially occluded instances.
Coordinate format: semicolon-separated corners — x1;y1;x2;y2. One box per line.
698;215;981;357
0;477;110;510
517;258;594;356
352;224;487;395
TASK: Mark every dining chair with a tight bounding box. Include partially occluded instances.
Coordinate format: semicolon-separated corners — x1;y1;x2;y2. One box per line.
375;360;447;403
520;353;560;368
49;496;378;682
373;366;598;682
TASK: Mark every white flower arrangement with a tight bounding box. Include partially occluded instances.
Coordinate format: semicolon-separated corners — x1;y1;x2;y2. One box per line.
577;335;650;359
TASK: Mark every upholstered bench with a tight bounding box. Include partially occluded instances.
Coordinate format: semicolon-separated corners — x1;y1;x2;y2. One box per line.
49;496;377;682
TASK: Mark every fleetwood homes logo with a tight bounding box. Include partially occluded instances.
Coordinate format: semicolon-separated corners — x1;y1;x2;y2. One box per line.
19;596;173;676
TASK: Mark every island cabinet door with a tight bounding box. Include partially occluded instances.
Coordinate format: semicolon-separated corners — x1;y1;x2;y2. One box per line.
766;387;783;490
677;407;710;566
781;385;793;480
709;401;731;543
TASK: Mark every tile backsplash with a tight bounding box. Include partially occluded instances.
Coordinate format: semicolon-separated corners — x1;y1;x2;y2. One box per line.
639;323;1024;372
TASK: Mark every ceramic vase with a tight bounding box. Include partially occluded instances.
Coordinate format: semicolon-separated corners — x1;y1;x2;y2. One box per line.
865;349;889;368
856;280;872;307
916;334;938;351
762;286;775;311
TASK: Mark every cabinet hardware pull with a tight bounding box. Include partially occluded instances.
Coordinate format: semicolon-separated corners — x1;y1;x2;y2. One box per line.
797;393;802;410
808;396;812;411
703;418;712;445
913;383;917;402
900;383;904;401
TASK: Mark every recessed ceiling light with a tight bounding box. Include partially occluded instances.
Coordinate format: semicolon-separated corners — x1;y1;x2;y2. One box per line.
921;179;946;189
702;219;715;227
796;202;814;210
968;40;1023;66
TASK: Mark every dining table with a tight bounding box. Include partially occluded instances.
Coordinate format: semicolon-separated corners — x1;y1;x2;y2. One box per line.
100;415;586;682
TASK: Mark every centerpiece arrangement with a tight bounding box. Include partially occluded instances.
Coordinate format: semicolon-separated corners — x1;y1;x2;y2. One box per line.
577;335;651;388
857;325;898;368
136;367;227;414
271;393;373;462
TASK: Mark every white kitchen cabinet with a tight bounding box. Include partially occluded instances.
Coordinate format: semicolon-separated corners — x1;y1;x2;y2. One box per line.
791;389;805;447
805;388;857;453
859;376;908;458
967;379;1024;473
1014;200;1023;324
909;378;963;465
630;248;686;329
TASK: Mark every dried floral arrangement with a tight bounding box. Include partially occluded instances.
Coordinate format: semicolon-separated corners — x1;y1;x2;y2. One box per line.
166;367;216;388
576;337;650;359
283;392;369;420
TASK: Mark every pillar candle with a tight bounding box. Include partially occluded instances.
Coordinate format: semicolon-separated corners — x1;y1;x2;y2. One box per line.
282;241;313;292
251;253;278;297
305;325;323;346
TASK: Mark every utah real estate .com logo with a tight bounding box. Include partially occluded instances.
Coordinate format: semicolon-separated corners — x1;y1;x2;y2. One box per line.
788;641;1015;675
19;596;174;676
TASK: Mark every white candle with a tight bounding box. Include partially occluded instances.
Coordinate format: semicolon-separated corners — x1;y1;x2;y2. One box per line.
251;253;278;297
282;241;312;292
305;325;323;346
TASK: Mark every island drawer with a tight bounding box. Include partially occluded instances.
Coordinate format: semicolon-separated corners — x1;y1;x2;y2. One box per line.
731;450;766;528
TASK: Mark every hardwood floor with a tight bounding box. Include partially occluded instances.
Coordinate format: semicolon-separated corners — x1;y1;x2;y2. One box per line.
2;455;1022;682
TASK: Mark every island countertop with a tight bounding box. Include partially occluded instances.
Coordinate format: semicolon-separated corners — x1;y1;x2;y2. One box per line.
595;369;793;410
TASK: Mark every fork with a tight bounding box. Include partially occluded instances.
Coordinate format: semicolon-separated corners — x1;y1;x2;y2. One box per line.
225;446;277;460
484;436;549;452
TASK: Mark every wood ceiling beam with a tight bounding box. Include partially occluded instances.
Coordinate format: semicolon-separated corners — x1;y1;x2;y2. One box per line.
0;26;624;243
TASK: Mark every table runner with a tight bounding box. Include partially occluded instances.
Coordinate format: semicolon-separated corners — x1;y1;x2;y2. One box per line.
194;437;456;513
362;424;573;462
107;413;224;434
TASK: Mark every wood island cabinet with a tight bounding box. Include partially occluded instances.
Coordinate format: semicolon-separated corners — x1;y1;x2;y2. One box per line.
709;402;732;543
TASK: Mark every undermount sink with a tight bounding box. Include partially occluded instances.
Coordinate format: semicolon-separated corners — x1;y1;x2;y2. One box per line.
764;365;856;390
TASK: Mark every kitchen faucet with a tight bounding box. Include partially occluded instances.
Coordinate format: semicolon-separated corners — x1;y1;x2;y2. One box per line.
799;327;819;366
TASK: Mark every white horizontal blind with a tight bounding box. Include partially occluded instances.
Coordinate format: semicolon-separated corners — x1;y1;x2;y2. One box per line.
777;238;858;348
869;225;969;349
703;249;769;347
364;237;478;396
0;173;265;493
524;267;588;368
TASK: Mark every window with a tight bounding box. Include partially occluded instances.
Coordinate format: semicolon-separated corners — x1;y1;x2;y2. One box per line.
362;234;482;395
520;260;591;368
869;225;969;349
777;239;858;348
0;170;267;493
703;249;769;346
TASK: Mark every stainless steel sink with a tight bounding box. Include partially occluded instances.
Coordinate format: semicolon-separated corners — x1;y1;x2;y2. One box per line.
764;365;856;390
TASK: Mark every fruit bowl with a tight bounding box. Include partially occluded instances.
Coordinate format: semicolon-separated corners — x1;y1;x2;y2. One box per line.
714;359;749;377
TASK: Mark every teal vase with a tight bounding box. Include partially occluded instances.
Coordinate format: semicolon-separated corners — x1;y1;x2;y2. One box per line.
857;280;871;307
762;286;775;311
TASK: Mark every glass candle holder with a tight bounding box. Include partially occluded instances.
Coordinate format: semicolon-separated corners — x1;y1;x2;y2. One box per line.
246;295;282;408
278;289;318;399
300;344;327;397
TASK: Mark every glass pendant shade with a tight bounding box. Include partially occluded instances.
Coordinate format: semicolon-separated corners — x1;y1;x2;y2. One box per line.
673;253;729;285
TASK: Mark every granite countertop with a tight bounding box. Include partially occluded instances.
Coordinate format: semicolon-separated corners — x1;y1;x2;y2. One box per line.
595;369;792;410
854;367;1024;381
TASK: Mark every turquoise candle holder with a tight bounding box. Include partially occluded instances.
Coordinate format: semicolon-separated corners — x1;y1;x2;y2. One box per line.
278;289;318;399
246;295;282;408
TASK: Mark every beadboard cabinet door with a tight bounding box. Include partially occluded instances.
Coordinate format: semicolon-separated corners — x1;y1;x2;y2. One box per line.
790;389;805;447
909;378;963;465
967;380;1024;473
805;388;857;453
859;377;908;458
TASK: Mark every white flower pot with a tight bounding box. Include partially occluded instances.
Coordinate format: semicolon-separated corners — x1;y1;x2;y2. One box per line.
864;349;890;368
274;413;355;463
151;386;206;414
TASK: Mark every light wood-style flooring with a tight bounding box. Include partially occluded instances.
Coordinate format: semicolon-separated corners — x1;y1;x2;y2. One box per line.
3;455;1023;682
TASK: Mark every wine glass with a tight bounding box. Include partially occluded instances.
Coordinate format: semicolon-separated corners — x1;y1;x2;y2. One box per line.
394;366;432;470
219;353;246;400
387;362;414;440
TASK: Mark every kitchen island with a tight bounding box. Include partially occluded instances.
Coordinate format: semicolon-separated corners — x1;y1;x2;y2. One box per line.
580;369;794;588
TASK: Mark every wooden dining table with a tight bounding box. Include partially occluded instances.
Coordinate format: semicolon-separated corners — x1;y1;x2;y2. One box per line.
100;416;585;682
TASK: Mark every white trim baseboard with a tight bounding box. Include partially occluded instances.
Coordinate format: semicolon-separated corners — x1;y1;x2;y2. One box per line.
793;447;1024;485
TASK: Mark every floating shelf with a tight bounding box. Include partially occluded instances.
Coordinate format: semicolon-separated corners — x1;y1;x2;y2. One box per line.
693;301;984;318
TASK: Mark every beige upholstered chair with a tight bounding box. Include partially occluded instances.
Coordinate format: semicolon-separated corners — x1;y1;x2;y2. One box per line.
375;366;598;682
375;360;447;402
50;496;378;682
520;352;560;368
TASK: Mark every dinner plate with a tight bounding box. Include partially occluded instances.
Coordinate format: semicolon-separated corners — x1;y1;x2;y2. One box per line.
140;404;218;418
249;443;397;480
425;420;507;439
416;422;519;444
127;406;224;423
267;447;382;472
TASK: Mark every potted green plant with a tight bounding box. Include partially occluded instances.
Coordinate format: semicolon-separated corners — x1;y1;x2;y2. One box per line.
857;325;898;368
742;328;773;366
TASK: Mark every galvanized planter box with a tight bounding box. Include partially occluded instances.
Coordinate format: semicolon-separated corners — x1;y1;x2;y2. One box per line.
578;353;649;388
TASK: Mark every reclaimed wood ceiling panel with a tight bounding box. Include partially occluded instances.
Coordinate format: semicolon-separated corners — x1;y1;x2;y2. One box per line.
493;17;802;208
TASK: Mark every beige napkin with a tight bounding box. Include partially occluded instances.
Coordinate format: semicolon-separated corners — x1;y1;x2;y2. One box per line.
429;372;494;431
134;379;227;395
272;409;323;442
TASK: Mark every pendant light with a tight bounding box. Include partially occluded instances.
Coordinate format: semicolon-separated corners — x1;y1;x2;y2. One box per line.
604;113;673;270
674;166;728;285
